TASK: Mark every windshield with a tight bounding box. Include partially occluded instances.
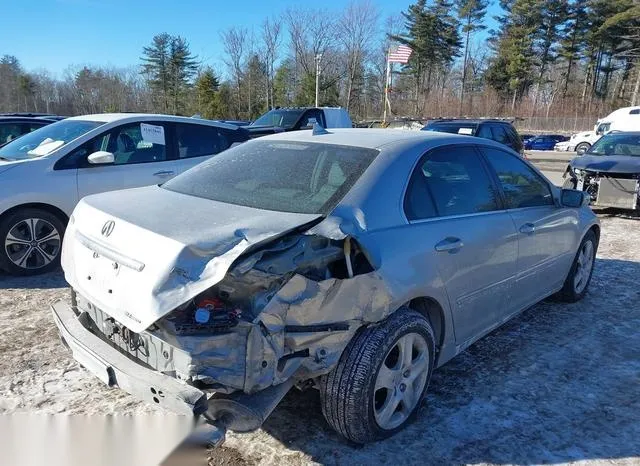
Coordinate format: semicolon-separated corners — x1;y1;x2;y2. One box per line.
424;123;477;136
251;110;302;128
162;140;378;214
588;133;640;157
0;119;103;161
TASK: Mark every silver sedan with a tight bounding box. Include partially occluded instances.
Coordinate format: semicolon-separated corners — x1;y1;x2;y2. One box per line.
52;129;599;446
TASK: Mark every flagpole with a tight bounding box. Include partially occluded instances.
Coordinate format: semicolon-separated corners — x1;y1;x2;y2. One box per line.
383;48;391;125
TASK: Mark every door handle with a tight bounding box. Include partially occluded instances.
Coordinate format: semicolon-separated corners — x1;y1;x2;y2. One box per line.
435;237;464;253
153;170;175;177
519;223;536;234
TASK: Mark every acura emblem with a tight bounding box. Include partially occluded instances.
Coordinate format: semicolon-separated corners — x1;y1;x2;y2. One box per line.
101;220;115;237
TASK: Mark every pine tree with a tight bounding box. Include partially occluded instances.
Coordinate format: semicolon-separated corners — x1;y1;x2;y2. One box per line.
456;0;488;114
194;67;221;119
558;0;589;99
141;33;198;114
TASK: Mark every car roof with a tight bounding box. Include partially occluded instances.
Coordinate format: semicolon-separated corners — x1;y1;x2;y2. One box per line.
254;127;489;150
428;119;513;125
65;113;241;129
0;116;56;123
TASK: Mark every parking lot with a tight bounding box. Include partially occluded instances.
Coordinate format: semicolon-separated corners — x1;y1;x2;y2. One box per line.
0;157;638;465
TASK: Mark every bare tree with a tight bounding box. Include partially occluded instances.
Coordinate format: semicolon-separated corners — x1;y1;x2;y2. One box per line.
286;7;339;105
337;0;379;112
220;26;247;118
261;16;283;109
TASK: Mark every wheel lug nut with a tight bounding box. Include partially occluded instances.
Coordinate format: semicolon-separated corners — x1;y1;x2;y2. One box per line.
399;383;406;392
403;370;410;378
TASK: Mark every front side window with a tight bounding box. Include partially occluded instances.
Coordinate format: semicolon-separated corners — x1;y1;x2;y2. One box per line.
106;122;167;165
251;110;302;129
176;123;229;159
596;123;610;135
481;147;554;208
405;146;499;219
299;110;324;129
588;133;640;157
0;119;103;161
162;140;377;215
0;123;23;144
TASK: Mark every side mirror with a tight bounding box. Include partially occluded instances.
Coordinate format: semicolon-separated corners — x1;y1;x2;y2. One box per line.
561;188;588;208
87;151;114;165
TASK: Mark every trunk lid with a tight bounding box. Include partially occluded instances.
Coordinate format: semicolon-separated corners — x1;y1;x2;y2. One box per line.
62;185;322;332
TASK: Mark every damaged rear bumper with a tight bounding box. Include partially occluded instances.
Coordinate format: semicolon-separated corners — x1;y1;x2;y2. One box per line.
50;299;208;416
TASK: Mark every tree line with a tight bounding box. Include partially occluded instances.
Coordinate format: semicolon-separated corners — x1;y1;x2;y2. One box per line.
1;0;638;124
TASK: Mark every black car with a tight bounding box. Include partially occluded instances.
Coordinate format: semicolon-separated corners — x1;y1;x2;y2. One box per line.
422;119;523;154
0;115;59;146
564;131;640;211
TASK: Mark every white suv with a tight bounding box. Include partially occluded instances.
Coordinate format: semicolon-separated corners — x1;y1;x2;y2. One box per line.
0;113;249;275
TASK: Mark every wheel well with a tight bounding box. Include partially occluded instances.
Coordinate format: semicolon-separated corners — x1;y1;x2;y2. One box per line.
0;203;69;226
408;297;445;352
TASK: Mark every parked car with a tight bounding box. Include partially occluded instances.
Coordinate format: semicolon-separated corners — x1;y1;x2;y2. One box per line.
244;107;352;137
563;131;640;210
422;119;524;154
524;134;569;151
0;113;250;276
52;128;599;448
563;106;640;153
0;115;58;146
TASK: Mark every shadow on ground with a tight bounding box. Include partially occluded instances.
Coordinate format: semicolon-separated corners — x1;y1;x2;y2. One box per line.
242;257;640;465
0;268;67;289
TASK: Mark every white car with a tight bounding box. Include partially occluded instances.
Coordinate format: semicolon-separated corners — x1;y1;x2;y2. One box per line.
0;114;249;276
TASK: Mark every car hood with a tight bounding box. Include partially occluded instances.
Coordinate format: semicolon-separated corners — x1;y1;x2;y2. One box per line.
61;185;322;332
572;131;594;140
570;155;640;174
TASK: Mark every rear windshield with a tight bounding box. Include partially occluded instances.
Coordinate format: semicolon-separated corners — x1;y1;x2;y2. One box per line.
162;140;378;214
424;122;477;136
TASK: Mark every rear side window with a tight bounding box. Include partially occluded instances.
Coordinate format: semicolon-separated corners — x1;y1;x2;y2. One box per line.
0;123;23;144
405;146;499;219
490;125;510;145
481;147;554;208
176;123;230;158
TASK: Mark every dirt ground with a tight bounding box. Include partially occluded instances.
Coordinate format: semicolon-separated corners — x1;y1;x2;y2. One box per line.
1;213;639;466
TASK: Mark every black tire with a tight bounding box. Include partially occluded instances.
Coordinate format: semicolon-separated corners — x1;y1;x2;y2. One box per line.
0;208;66;276
319;309;435;444
562;177;577;189
556;229;597;303
576;142;590;154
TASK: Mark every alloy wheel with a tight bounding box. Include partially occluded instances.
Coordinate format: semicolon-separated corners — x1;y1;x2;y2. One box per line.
4;218;61;270
373;332;430;430
573;240;594;294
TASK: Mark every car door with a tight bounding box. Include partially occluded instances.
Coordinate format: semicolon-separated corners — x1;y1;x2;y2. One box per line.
480;146;580;309
403;145;519;346
173;122;233;174
76;121;178;199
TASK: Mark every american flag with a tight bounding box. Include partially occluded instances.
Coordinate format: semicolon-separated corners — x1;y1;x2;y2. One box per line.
388;45;412;64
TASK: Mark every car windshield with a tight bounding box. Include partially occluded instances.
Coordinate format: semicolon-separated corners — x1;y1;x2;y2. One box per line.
162;140;378;214
588;133;640;157
424;123;477;136
0;119;103;161
251;110;302;128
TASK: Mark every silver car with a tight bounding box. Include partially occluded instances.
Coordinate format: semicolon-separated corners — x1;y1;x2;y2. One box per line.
52;129;599;446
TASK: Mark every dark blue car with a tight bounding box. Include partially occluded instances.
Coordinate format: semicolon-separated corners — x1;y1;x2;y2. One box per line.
524;134;568;150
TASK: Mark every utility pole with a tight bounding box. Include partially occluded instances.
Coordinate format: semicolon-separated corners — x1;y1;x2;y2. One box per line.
315;54;322;107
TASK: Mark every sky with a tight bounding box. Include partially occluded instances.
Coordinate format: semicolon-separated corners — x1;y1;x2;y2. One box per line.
1;0;501;79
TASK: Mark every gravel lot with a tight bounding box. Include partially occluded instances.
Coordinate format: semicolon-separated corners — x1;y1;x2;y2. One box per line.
1;212;639;465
